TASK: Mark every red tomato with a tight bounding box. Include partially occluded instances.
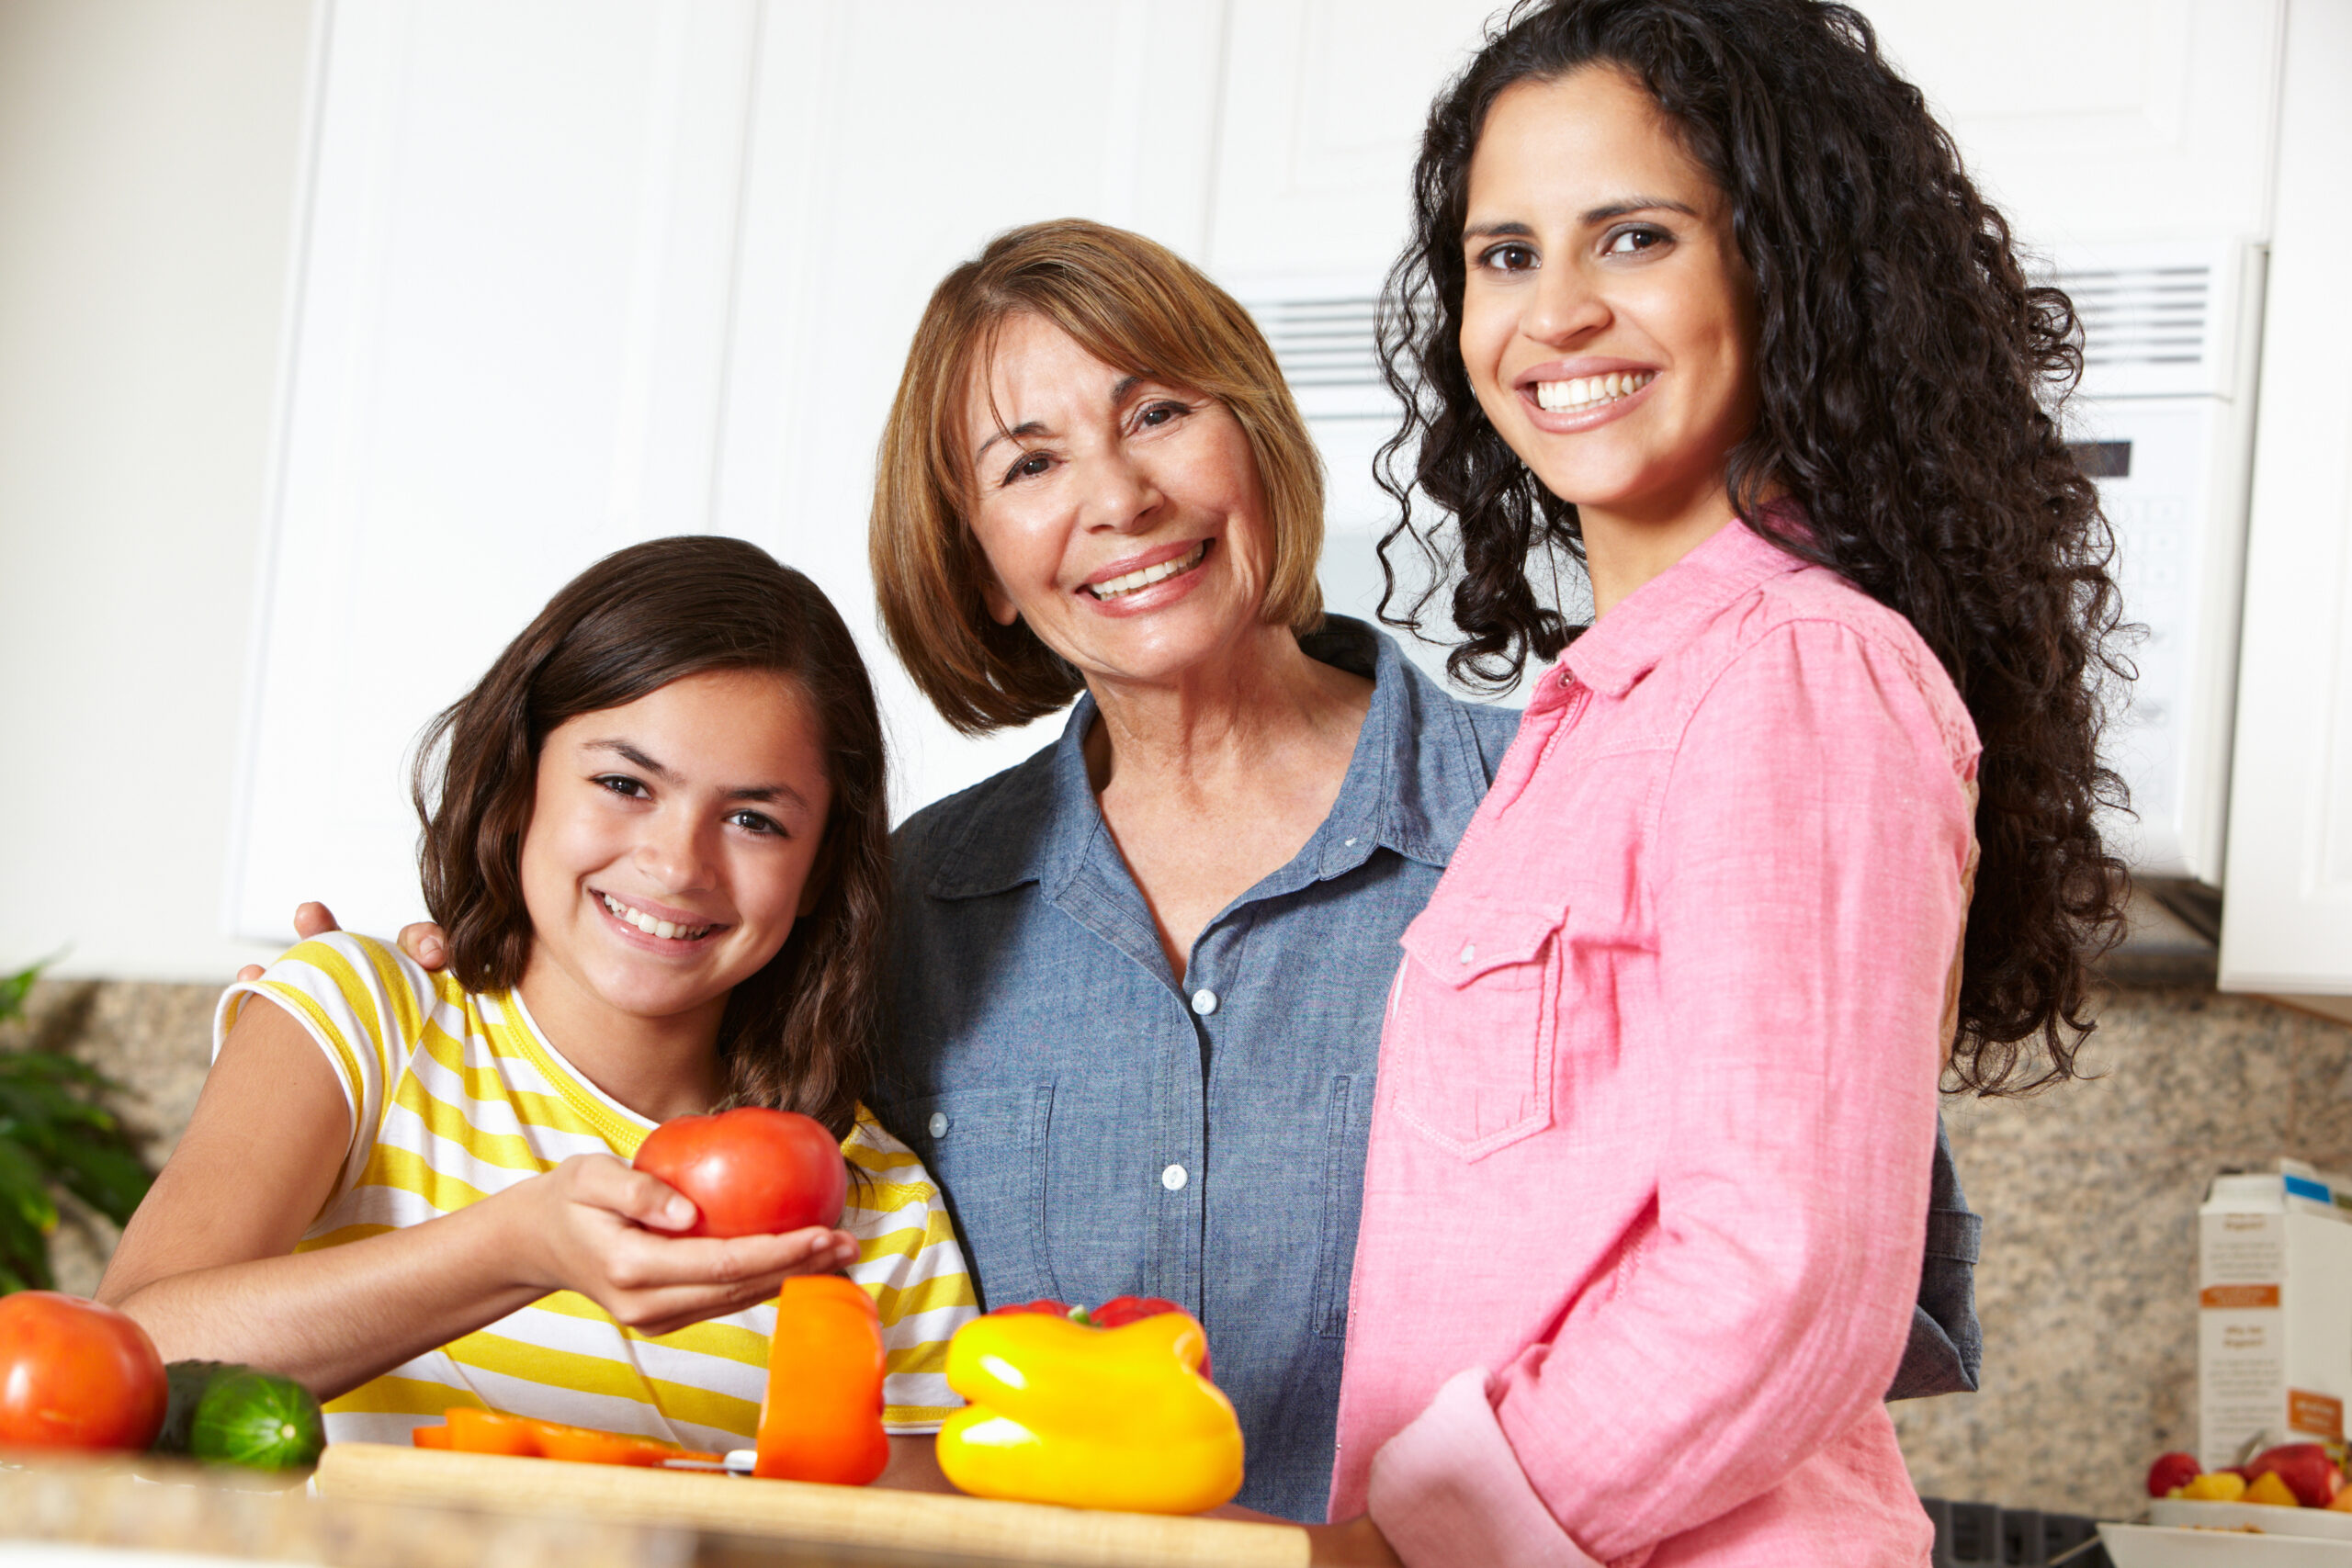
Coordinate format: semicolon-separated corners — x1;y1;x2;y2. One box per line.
632;1107;846;1238
0;1292;168;1451
987;1299;1078;1318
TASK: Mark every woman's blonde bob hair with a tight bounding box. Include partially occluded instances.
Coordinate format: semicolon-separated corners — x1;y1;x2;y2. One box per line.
871;219;1326;735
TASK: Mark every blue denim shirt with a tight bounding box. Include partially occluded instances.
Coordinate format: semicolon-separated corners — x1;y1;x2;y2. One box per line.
876;618;1979;1522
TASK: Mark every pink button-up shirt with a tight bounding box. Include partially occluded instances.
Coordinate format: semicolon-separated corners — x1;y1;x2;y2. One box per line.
1330;521;1976;1567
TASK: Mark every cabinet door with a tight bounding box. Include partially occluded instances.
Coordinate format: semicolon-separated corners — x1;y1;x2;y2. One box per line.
232;0;773;940
232;0;1223;940
1206;0;1505;283
1856;0;2284;250
2217;0;2352;994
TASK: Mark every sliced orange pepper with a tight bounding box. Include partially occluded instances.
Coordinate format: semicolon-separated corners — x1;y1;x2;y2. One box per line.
447;1406;540;1456
530;1421;656;1465
434;1406;715;1466
526;1418;716;1466
754;1274;888;1485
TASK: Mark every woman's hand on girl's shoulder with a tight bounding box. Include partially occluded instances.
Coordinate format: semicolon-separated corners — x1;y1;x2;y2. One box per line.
508;1153;858;1338
233;903;448;984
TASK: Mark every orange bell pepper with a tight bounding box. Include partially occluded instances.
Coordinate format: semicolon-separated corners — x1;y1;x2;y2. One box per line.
753;1274;888;1484
411;1422;452;1450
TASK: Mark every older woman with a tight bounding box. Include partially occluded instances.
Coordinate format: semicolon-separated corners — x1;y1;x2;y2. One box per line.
862;219;1976;1522
864;221;1519;1521
255;218;1977;1524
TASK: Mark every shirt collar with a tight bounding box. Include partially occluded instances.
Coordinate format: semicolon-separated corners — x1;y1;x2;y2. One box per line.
1555;518;1808;699
923;616;1495;899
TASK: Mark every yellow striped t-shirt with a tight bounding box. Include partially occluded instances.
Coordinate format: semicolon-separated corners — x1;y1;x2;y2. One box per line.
215;931;975;1450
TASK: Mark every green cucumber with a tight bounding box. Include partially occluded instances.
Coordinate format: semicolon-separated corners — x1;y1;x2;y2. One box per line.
155;1359;254;1454
187;1369;324;1471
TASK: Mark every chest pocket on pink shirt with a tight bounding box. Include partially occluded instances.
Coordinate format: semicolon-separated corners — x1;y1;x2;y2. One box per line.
1386;898;1561;1161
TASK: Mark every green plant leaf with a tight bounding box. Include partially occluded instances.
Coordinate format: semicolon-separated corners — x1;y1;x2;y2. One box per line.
0;1134;61;1235
40;1137;151;1226
0;1146;58;1293
0;955;155;1290
0;959;49;1026
0;1076;110;1134
0;1048;113;1092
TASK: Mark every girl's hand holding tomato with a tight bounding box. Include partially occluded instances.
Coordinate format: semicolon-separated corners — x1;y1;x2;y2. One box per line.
513;1152;855;1339
0;1291;168;1451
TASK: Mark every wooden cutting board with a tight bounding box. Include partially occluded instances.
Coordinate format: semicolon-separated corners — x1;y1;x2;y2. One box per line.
313;1444;1312;1568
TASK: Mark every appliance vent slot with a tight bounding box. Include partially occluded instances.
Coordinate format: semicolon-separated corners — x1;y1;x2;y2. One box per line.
2052;264;2211;370
1252;295;1385;391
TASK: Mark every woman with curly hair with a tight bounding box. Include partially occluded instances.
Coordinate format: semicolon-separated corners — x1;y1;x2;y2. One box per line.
1318;2;2129;1562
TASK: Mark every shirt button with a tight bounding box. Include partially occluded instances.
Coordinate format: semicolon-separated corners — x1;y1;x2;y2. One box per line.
1343;836;1358;848
927;1111;949;1137
1191;988;1218;1015
1458;942;1477;964
1161;1163;1189;1191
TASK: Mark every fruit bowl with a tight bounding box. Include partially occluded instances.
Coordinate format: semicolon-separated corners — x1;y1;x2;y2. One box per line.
2103;1521;2352;1565
2147;1500;2352;1540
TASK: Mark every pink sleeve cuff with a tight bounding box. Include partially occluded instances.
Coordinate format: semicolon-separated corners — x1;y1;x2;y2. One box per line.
1366;1369;1618;1568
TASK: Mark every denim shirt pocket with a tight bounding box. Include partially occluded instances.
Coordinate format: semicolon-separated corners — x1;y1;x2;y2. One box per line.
1386;897;1563;1162
893;1082;1059;1309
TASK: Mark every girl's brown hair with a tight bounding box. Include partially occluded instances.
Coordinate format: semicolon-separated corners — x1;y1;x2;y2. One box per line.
871;219;1328;734
412;535;887;1136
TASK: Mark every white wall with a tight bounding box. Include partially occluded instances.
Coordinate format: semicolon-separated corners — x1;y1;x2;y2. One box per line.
0;0;316;979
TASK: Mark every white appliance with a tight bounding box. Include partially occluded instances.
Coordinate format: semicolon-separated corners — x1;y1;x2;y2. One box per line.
2052;240;2267;885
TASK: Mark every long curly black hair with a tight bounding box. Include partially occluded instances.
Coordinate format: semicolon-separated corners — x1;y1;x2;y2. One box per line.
1376;0;2131;1094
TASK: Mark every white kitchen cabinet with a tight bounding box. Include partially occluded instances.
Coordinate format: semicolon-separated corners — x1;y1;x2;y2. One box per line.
2216;0;2352;997
232;0;773;939
231;0;1226;940
1206;0;1504;284
1859;0;2285;252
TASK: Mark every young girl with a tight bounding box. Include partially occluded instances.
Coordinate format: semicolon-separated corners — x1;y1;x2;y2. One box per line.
1315;2;2127;1563
100;536;975;1461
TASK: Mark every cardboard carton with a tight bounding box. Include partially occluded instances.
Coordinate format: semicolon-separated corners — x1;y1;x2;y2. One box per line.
2199;1160;2352;1469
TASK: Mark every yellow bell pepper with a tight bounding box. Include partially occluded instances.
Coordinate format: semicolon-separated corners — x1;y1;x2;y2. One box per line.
934;1306;1243;1513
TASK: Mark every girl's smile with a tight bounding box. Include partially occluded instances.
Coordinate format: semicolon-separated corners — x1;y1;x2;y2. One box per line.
592;887;723;947
517;668;832;1043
